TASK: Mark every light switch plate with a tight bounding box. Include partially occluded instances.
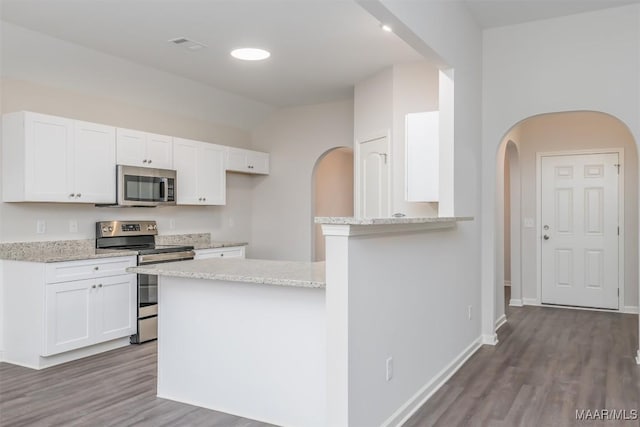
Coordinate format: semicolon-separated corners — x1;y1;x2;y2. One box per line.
36;220;46;234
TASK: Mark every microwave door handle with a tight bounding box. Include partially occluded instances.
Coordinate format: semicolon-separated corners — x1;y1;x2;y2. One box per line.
161;178;169;202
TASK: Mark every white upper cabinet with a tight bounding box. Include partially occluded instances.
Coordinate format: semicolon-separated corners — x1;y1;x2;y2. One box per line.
173;137;226;205
226;147;270;175
2;111;116;203
116;128;172;169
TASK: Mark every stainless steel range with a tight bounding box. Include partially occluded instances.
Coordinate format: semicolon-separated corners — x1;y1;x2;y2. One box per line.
96;220;195;343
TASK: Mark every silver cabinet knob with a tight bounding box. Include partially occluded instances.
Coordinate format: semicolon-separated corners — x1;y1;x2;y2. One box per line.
76;193;81;198
98;284;103;288
202;197;206;202
142;159;147;163
543;235;550;240
69;193;75;198
94;266;99;270
148;159;152;164
220;253;224;257
91;284;97;289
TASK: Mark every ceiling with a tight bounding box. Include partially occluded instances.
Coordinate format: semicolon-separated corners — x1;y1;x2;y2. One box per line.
463;0;640;29
1;0;639;108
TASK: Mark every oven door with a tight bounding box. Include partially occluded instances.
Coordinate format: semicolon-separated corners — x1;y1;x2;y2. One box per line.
117;165;176;206
138;273;158;318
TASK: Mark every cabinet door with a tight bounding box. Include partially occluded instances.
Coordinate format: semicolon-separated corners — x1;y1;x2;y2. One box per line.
94;274;136;343
24;113;74;202
198;143;226;205
73;121;116;203
226;147;248;172
146;133;173;169
246;151;270;174
44;279;94;356
116;128;147;167
173;138;201;204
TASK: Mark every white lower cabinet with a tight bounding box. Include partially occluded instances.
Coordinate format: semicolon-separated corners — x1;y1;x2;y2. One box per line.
43;274;136;356
194;246;246;260
2;256;136;369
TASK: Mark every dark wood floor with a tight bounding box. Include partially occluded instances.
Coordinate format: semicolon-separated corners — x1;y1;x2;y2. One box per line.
1;291;638;427
0;342;275;427
405;290;640;427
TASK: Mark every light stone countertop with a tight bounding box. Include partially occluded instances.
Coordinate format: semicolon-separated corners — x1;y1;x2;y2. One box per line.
154;233;247;250
128;258;326;289
314;216;473;225
0;240;137;263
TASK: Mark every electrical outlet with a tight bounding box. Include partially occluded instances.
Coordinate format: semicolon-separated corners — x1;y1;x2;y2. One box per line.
468;305;473;320
169;218;176;230
386;357;393;381
69;220;78;233
523;218;535;228
36;220;46;234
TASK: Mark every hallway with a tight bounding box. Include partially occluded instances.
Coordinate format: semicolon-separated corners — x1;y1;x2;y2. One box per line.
406;299;640;426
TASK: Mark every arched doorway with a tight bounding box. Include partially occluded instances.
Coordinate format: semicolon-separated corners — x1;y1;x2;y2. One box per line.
311;147;354;261
494;111;638;326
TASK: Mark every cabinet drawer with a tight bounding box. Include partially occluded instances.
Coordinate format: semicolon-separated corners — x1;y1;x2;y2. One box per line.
194;246;245;260
46;256;136;284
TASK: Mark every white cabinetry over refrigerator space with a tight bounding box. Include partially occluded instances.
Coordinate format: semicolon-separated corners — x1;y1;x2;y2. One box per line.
116;128;173;169
173;137;226;205
2;256;136;369
2;112;116;204
226;147;270;175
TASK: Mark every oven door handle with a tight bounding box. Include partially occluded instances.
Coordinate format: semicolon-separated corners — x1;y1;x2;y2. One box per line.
138;251;195;265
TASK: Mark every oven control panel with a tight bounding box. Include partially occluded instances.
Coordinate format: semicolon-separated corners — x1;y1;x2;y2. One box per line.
96;220;158;237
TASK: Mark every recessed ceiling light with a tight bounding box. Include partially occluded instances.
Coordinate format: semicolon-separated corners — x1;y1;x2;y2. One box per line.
230;48;271;61
381;24;393;33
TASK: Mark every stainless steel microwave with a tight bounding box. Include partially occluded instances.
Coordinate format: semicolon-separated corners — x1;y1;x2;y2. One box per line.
116;165;176;207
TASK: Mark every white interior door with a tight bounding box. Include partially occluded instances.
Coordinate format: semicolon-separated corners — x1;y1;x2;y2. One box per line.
358;136;389;218
540;153;619;309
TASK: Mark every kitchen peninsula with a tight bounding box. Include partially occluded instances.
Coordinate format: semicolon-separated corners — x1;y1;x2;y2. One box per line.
129;216;473;427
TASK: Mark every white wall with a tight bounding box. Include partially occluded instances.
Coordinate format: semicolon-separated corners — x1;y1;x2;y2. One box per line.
483;5;640;333
250;99;354;262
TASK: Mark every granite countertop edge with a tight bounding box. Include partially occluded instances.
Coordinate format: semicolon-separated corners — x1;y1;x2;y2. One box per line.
314;216;474;225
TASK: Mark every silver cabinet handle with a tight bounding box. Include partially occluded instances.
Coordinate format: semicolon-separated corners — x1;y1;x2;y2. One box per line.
69;193;75;198
98;284;103;288
94;266;99;270
76;193;81;198
220;253;224;257
148;159;152;164
142;159;148;163
203;197;206;202
91;284;96;289
543;235;550;240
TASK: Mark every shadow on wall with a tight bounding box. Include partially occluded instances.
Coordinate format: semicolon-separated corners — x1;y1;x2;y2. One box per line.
312;147;354;261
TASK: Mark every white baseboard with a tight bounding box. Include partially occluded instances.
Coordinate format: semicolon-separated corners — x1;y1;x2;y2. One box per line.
481;333;498;345
495;314;507;331
509;299;523;307
382;337;483;427
0;350;5;363
623;306;639;314
522;298;539;306
636;350;640;365
504;281;511;287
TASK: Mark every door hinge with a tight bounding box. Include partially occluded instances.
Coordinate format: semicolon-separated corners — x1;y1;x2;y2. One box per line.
618;226;620;236
618;288;620;297
614;164;621;174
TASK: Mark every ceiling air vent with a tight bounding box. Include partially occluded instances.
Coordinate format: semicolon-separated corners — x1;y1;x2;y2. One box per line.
168;37;207;51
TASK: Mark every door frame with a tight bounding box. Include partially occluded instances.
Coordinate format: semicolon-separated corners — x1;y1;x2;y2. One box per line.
536;148;625;311
354;130;392;217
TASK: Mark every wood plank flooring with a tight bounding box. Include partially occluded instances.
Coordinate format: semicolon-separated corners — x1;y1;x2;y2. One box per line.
1;293;638;426
0;342;274;427
405;294;640;427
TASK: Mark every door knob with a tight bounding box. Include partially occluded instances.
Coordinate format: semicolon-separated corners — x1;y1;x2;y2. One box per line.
543;235;550;240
